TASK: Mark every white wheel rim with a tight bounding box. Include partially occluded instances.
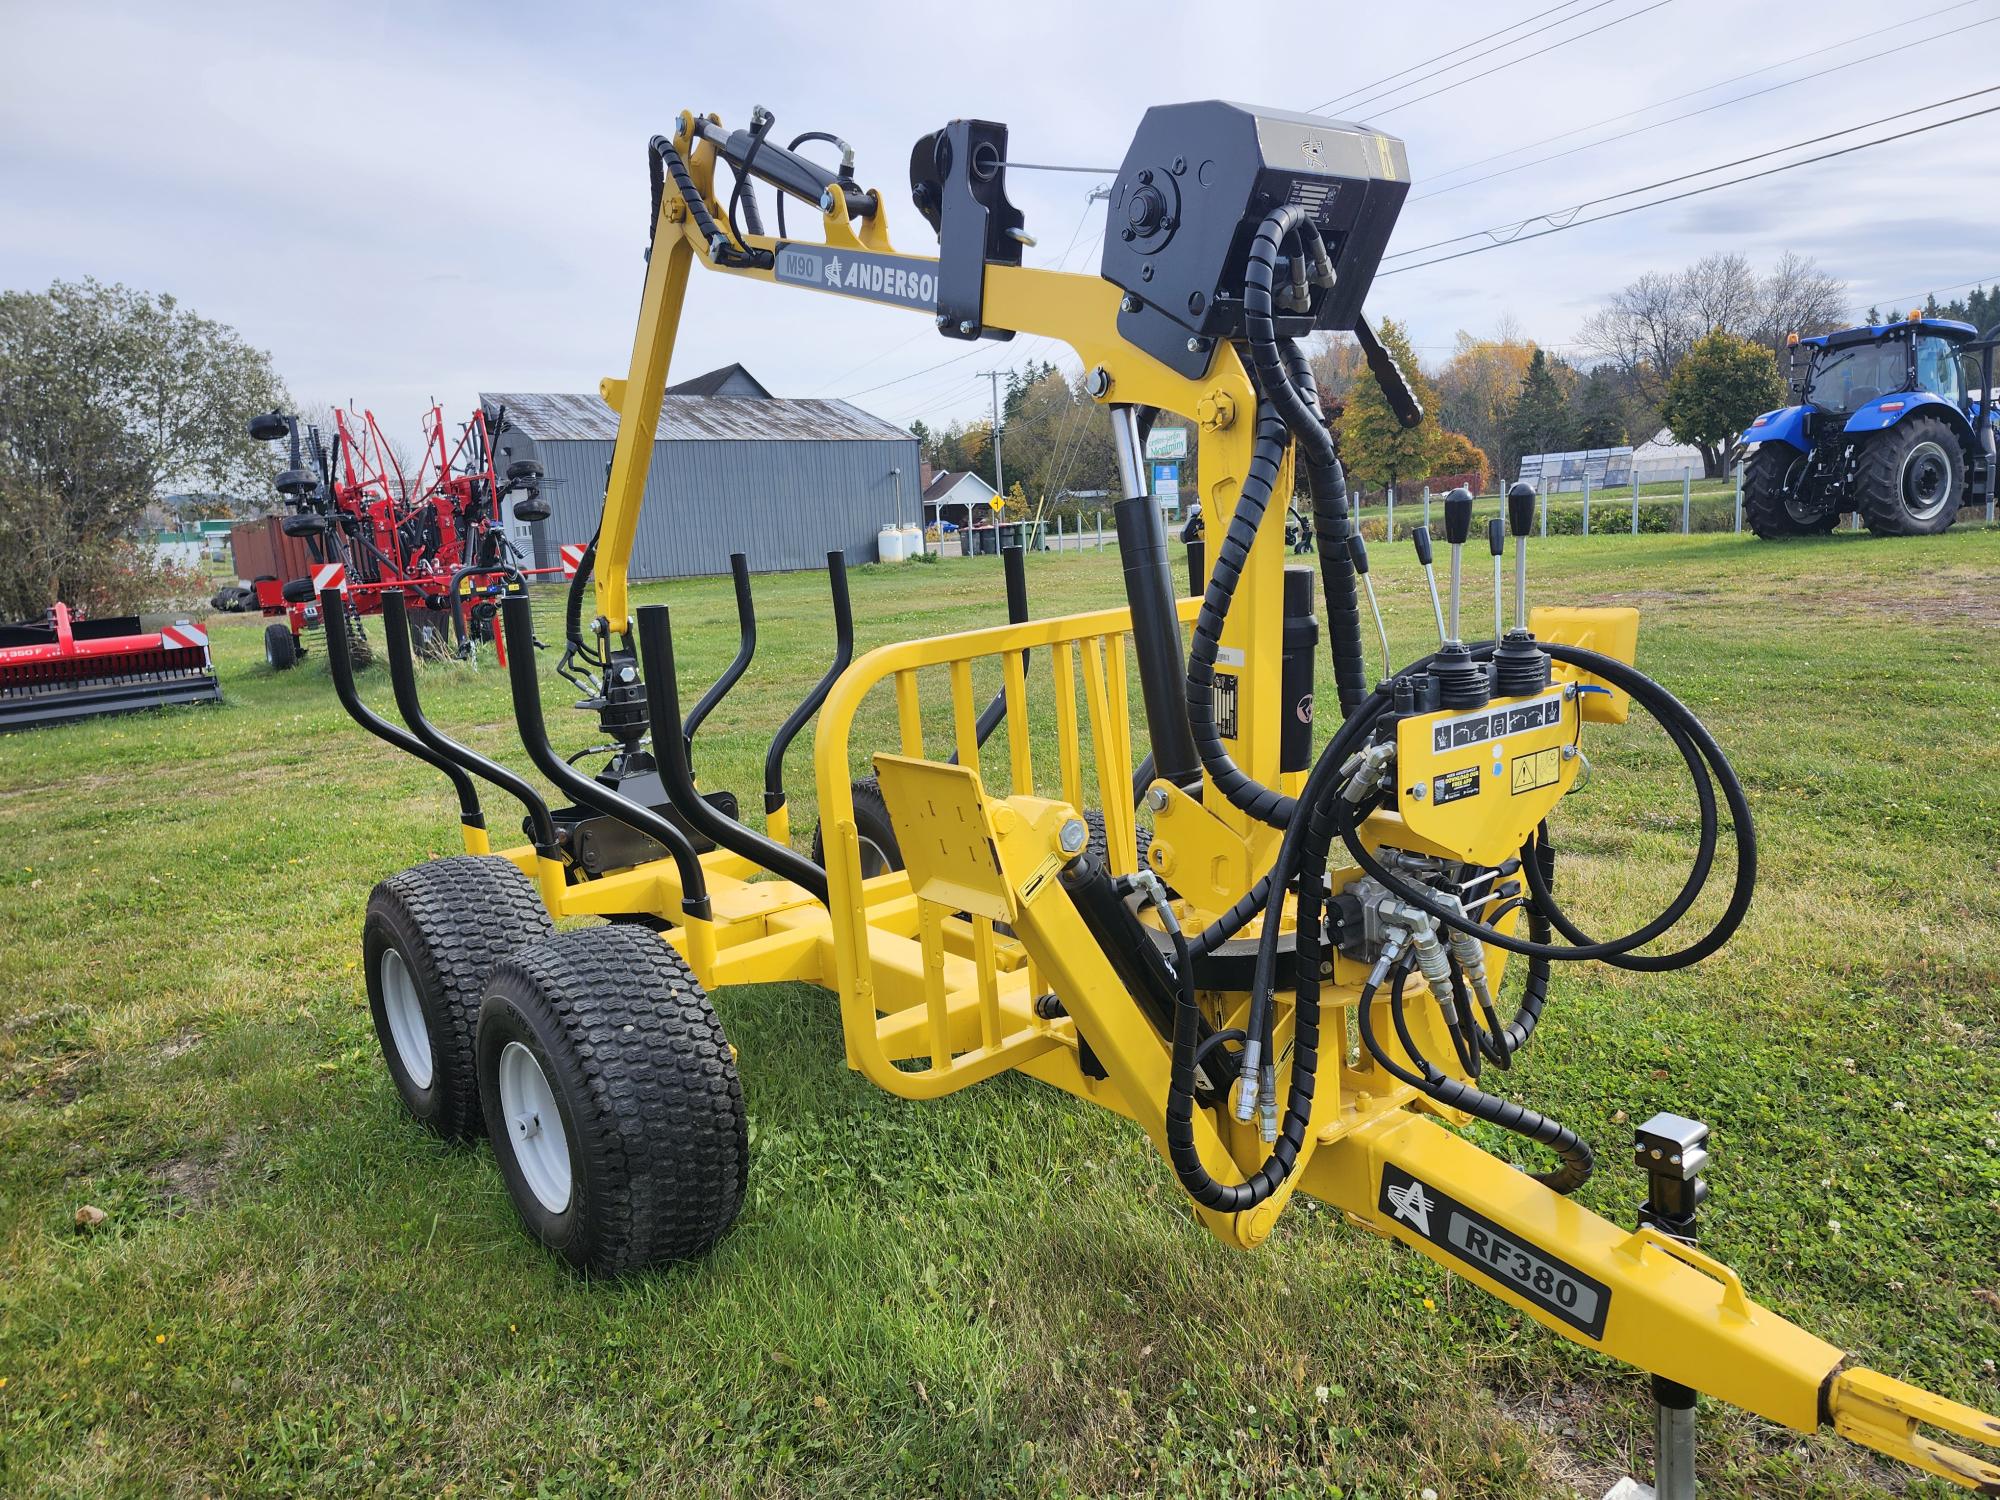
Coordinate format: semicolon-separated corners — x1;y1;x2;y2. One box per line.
378;947;433;1090
1902;440;1954;521
498;1040;572;1214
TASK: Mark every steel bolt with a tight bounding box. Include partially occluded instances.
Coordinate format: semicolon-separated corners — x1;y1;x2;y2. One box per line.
1058;818;1089;855
1562;744;1578;761
820;189;837;214
1145;786;1169;812
1409;784;1426;800
1120;294;1141;313
1085;367;1113;399
958;319;977;335
1187;337;1204;353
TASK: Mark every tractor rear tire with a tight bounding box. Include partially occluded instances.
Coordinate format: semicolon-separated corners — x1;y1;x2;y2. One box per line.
265;622;297;671
477;925;747;1275
362;855;555;1143
811;777;903;877
1742;444;1834;539
1857;416;1965;536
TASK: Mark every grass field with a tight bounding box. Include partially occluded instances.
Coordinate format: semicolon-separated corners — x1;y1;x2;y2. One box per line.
2;529;1997;1498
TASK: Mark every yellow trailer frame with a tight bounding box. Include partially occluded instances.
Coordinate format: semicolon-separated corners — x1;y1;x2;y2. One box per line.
333;107;1999;1491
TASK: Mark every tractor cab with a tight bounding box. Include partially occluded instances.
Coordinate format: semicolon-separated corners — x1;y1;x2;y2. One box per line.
1741;313;1996;538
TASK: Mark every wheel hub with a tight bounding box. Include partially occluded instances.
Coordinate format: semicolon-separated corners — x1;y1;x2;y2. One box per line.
498;1040;572;1214
378;947;433;1090
1902;440;1954;521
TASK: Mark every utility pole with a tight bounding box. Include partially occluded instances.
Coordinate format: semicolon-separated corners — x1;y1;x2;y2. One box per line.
984;370;1005;499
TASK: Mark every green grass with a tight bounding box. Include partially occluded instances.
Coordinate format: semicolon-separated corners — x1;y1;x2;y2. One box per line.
2;530;1997;1498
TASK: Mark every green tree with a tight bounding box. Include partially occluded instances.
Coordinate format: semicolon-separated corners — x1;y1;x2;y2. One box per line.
0;279;288;616
1504;349;1578;472
1572;366;1630;449
1337;317;1440;501
1659;327;1783;478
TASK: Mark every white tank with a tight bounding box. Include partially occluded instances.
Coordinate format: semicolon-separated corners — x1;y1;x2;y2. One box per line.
899;524;924;559
877;524;907;563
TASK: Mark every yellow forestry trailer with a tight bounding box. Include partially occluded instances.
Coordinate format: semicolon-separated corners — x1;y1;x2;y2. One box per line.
310;101;1999;1494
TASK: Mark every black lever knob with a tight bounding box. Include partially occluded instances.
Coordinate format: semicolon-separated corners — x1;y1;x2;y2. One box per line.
1346;532;1370;575
1410;525;1434;568
1443;487;1474;546
1507;481;1537;537
1487;517;1505;556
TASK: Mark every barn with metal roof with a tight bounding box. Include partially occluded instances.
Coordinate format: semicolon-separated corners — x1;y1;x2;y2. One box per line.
482;368;921;579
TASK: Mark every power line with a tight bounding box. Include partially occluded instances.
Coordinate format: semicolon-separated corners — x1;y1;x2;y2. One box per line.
1418;0;1986;188
1383;87;2000;263
1408;8;2000;203
1363;0;1674;120
1320;0;1629;118
1306;0;1594;113
1379;100;2000;277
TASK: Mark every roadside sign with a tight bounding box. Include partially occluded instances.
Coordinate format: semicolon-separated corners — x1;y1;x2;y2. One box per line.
1152;461;1181;515
1145;426;1189;461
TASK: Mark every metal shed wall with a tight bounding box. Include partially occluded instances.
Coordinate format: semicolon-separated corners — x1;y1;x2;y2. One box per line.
528;435;921;578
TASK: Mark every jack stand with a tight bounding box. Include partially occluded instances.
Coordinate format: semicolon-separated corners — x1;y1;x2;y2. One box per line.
1608;1112;1711;1500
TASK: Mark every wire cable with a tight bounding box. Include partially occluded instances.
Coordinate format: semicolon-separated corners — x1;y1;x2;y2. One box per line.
1304;0;1596;113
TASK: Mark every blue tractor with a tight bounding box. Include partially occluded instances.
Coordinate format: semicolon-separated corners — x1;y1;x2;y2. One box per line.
1741;313;1998;538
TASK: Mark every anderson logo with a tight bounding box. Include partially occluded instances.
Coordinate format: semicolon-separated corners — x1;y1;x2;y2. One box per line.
1384;1177;1433;1236
773;243;939;312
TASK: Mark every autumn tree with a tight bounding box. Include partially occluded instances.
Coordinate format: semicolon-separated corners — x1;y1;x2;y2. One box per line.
1429;430;1490;491
1659;328;1783;477
1433;324;1536;479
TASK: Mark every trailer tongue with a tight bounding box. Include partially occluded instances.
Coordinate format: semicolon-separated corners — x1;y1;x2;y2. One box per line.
0;603;221;731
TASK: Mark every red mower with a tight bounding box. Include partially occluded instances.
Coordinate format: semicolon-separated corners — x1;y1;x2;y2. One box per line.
245;403;558;670
0;603;220;731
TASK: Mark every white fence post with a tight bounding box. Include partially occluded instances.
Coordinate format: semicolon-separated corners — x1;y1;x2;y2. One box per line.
1581;470;1592;536
1422;484;1432;530
1733;465;1744;533
1631;464;1640;535
1097;509;1104;549
1682;466;1692;533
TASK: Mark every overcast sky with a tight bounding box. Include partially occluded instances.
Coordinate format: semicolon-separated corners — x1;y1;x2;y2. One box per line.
6;0;1997;444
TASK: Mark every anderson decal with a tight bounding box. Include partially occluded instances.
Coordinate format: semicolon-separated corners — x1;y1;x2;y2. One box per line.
773;243;938;311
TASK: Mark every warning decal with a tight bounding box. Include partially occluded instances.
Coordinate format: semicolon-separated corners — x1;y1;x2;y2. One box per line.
1511;746;1561;796
1430;689;1564;753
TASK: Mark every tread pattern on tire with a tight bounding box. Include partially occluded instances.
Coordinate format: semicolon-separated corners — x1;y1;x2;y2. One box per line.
481;925;747;1275
364;854;554;1141
811;775;902;871
1856;415;1964;537
1742;444;1834;539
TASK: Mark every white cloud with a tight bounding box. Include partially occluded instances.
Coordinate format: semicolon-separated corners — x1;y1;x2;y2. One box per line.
4;0;1995;440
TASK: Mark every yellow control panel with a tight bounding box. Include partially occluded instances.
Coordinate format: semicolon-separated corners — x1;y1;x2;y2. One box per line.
1394;687;1581;867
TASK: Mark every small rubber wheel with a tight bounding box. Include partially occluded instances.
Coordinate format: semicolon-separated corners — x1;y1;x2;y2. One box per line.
264;621;297;670
362;855;555;1142
1085;808;1153;877
1857;416;1965;536
478;925;747;1275
1742;444;1834;539
281;577;315;604
811;776;903;876
281;509;328;535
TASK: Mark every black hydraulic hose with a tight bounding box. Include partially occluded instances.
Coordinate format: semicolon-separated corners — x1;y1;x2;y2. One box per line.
649;134;765;268
496;596;710;919
635;604;829;903
1182;398;1296;828
775;130;849;238
764;552;853;817
1370;967;1594;1194
1332;644;1754;969
378;591;558;853
727;110;772;245
681;552;756;751
1278;340;1369;721
953;545;1030;760
564;527;599;661
319;586;484;831
1162;902;1322;1213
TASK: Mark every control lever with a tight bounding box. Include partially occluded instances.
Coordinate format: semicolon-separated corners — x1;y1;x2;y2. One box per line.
1354;314;1425;429
1507;481;1537;632
1346;532;1392;678
1488;517;1506;644
1410;524;1448;646
1442;487;1473;643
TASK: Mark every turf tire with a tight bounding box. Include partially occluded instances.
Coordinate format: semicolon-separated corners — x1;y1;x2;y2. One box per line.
811;776;903;876
362;855;555;1142
478;925;747;1275
264;622;297;670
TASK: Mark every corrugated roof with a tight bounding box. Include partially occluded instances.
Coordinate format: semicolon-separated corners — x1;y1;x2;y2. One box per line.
482;391;912;443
